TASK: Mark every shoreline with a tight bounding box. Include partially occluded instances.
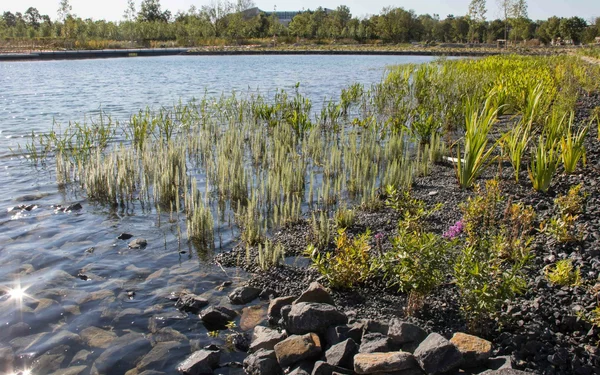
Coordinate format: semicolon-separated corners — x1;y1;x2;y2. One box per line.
0;47;556;62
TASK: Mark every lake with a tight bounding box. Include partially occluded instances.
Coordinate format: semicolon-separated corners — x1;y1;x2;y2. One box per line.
0;54;442;374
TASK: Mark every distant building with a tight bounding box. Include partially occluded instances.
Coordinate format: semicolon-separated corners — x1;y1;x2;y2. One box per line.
241;7;333;26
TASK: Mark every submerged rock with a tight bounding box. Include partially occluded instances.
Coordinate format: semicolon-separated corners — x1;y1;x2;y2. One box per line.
175;293;209;314
128;238;148;249
117;233;134;240
240;305;267;331
90;332;152;375
137;341;182;371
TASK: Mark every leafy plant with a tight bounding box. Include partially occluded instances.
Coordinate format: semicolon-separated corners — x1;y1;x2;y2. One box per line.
544;259;581;286
555;184;586;216
456;93;500;189
528;135;559;193
308;229;371;289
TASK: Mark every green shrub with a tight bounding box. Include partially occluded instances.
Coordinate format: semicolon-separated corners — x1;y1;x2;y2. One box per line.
308;229;371;289
560;113;588;174
555;184;586;216
544;259;581;286
543;185;586;243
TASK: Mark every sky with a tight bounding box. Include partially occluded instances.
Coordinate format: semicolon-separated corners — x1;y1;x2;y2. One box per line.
2;0;599;23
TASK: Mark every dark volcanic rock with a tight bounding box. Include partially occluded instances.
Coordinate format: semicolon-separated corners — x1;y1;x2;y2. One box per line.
325;323;364;348
414;333;462;374
325;338;357;369
268;296;296;322
249;326;287;353
244;349;282;375
312;360;354;375
175;293;209;314
199;306;237;330
388;319;428;346
284;302;348;335
294;282;336;306
359;332;391;353
117;233;134;240
274;333;322;368
229;286;262;305
176;349;220;375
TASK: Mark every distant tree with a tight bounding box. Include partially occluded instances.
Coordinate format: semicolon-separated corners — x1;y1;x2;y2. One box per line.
288;11;312;38
467;0;486;42
497;0;513;41
2;11;17;27
124;0;137;21
509;0;529;41
57;0;73;22
201;0;233;36
536;16;560;44
375;7;421;43
330;5;352;38
559;16;587;44
138;0;171;23
24;7;42;29
234;0;255;12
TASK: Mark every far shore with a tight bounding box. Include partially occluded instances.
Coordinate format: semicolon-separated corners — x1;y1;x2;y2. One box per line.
0;44;570;62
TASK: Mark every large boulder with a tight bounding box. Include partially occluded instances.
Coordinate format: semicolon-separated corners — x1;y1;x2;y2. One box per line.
325;323;364;348
284;303;348;335
176;349;220;375
199;306;237;330
243;349;282;375
414;333;462;374
325;338;357;369
354;352;419;374
312;360;355;375
293;282;335;306
359;333;391;353
268;296;296;323
274;333;322;368
249;326;287;352
229;286;261;305
388;320;427;347
450;332;492;366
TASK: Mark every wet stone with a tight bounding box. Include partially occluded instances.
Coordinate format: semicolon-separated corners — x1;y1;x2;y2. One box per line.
118;233;134;240
137;341;181;371
80;326;117;348
175;293;209;314
199;306;237;330
229;286;262;305
240;305;267;331
0;345;14;374
150;327;187;344
49;365;87;375
70;349;91;365
149;311;188;333
31;345;69;374
128;238;148;249
177;349;221;375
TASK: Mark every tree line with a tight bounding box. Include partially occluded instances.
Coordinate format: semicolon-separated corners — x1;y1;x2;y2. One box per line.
1;0;599;47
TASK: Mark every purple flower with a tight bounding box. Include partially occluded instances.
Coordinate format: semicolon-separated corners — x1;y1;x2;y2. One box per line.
375;233;385;241
443;220;464;239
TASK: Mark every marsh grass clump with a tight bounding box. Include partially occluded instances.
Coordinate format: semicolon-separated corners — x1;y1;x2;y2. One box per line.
545;259;581;286
310;211;331;250
560;113;589;174
529;135;559;193
257;240;285;270
334;206;356;229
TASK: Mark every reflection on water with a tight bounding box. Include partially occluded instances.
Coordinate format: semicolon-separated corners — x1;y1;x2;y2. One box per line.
0;54;440;374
